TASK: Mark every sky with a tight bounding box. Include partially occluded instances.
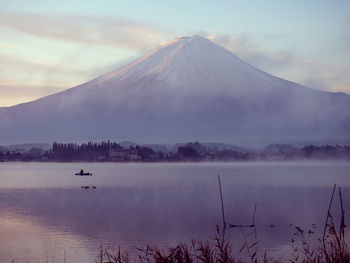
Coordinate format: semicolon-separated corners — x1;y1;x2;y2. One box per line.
0;0;349;107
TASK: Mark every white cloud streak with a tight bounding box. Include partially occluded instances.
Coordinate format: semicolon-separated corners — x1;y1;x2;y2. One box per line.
0;10;170;51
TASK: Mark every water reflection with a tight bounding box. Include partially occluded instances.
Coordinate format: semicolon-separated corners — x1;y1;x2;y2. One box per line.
0;207;94;262
0;162;349;262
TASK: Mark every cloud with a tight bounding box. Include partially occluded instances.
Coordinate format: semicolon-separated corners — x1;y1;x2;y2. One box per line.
305;60;350;95
0;84;64;107
0;52;100;106
0;10;170;51
0;53;93;76
207;33;350;94
0;11;170;106
0;40;20;50
0;10;176;107
330;86;350;94
207;33;296;70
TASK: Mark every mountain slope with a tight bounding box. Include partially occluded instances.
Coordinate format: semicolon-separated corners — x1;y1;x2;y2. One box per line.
1;36;350;144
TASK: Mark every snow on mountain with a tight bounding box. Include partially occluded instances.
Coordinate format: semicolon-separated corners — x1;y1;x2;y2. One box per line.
0;35;349;144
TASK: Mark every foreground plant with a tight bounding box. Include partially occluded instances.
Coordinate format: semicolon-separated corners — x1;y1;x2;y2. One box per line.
97;184;349;263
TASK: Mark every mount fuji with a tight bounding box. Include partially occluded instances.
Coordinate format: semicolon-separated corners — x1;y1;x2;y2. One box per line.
1;36;350;144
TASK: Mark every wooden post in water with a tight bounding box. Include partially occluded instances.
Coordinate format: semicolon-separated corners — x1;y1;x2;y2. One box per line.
217;174;226;242
322;184;336;249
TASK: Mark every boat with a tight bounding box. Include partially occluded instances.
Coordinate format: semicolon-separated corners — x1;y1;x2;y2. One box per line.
75;172;92;176
75;169;92;176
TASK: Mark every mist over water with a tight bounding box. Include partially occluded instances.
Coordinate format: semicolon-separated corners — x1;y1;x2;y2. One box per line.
0;162;349;262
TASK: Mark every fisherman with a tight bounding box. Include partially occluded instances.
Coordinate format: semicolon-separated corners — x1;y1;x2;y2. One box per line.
80;169;84;174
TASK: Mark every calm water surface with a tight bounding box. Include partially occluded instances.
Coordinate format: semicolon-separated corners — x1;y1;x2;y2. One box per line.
0;162;349;262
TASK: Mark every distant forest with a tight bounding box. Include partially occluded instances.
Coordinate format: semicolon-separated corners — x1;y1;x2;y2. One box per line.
1;141;350;162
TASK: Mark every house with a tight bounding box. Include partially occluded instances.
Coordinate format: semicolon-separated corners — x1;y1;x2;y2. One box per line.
109;148;140;161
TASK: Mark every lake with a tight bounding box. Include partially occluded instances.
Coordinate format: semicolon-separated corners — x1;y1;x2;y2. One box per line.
0;162;349;262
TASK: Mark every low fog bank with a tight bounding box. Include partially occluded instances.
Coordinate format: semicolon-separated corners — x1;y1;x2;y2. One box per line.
1;141;350;162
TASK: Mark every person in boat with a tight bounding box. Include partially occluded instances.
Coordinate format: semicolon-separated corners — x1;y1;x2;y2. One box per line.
80;169;84;175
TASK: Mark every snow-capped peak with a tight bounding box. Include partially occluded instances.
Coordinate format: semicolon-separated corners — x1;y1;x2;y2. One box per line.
95;35;268;92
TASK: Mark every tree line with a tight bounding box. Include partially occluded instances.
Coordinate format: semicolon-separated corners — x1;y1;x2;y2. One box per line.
0;141;350;162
